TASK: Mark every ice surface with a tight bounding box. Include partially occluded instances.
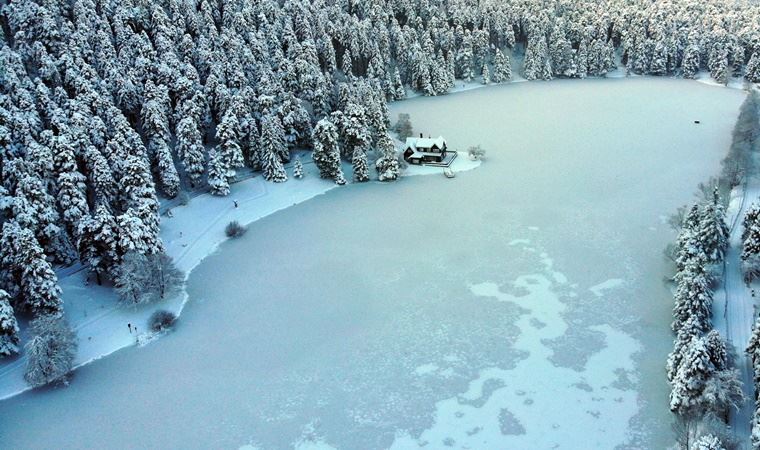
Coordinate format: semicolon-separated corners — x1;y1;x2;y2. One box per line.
0;78;746;449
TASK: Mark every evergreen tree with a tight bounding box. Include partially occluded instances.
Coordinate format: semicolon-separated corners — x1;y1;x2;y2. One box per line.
260;114;288;182
312;118;345;184
683;43;701;79
77;204;118;284
175;117;206;187
746;53;760;83
672;261;713;333
293;157;304;179
15;223;63;316
670;336;716;416
392;67;406;100
261;144;288;183
693;434;726;450
53;135;88;240
84;146;116;208
667;315;702;382
207;148;230;196
698;189;729;264
263;112;290;162
481;64;490;84
375;135;400;182
352;145;369;182
492;48;512;83
13;171;69;263
0;289;20;357
216;108;245;181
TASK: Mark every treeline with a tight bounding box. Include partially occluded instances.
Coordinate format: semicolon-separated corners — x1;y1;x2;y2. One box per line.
745;204;760;449
667;189;742;449
667;90;760;448
3;0;760;384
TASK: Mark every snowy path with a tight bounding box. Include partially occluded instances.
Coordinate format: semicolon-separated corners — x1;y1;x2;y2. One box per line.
0;153;479;401
714;179;759;447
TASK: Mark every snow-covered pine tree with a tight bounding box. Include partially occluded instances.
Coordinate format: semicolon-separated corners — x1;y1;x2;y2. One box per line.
747;314;760;387
692;434;726;450
670;336;715;416
548;21;572;77
744;202;760;242
84;146;116;208
375;135;400;182
342;48;353;79
431;52;450;95
207;148;230;196
0;289;20;357
392;67;406;100
77;204;119;284
141;81;179;197
337;102;370;160
683;42;701;79
260;114;288;182
261;143;288;183
175;117;205;188
671;260;713;333
293;157;304;179
667;315;702;382
52;135;88;240
698;189;729;264
492;48;512;83
279;93;312;149
747;53;760;83
16;223;63;316
456;32;474;82
13;170;70;263
262;111;290;163
650;40;669;75
118;154;159;213
312;118;345;184
481;64;490;84
703;329;728;371
352;145;369;182
216;107;245;182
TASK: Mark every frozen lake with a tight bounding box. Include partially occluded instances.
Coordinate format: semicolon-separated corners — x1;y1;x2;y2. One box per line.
0;78;746;449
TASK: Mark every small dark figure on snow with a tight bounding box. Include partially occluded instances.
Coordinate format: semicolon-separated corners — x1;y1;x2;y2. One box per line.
128;323;132;333
233;200;239;208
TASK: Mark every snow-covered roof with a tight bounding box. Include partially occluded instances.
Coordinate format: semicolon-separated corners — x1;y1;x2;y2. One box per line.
405;136;446;151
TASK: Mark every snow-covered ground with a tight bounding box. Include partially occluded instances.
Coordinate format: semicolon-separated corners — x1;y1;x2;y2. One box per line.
0;78;747;449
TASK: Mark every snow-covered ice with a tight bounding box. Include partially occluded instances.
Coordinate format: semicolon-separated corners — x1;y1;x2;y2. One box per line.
589;279;626;297
0;78;746;449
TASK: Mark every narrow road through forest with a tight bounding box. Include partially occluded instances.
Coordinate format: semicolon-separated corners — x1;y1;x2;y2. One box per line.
715;179;759;446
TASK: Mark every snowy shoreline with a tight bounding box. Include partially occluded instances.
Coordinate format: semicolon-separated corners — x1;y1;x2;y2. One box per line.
0;152;479;401
0;74;747;402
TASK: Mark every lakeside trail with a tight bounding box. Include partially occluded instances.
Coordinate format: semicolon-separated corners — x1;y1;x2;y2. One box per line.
715;176;760;447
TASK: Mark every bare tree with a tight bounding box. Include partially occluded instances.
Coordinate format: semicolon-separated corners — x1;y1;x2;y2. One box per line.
24;314;77;387
116;251;184;306
394;113;413;140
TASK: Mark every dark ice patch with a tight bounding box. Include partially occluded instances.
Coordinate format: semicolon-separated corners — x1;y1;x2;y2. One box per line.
542;327;606;371
499;408;526;435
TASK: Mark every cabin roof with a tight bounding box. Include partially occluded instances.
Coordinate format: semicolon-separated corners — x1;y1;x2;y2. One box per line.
405;136;446;150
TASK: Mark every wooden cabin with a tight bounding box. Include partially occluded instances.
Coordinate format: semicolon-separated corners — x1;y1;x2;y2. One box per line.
403;134;447;165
